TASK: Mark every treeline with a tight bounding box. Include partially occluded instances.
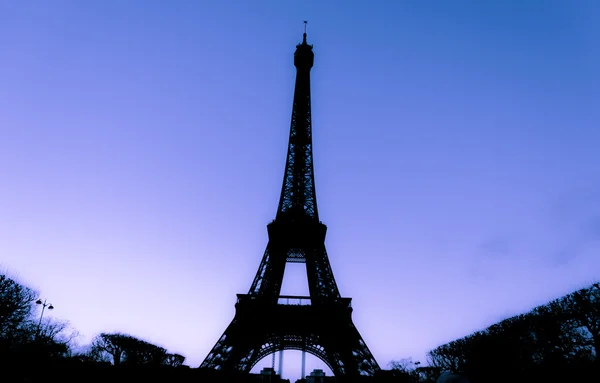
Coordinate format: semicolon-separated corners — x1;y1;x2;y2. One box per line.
87;332;185;366
387;282;600;383
0;272;187;380
426;282;599;381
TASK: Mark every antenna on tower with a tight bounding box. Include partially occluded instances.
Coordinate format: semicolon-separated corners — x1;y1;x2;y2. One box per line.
303;21;308;44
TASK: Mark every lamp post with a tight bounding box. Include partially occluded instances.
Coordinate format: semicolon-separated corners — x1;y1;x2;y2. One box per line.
35;298;54;339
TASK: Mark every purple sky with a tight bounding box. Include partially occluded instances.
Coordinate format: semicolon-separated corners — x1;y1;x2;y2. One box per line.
1;0;599;380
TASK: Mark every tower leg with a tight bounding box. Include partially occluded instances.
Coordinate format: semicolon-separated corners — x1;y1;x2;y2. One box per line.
302;350;306;379
199;296;380;376
278;350;284;377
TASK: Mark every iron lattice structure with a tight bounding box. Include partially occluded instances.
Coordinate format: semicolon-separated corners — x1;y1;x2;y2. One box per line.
200;31;380;378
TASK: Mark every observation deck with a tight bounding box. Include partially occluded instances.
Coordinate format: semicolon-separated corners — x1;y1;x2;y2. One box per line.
236;294;352;308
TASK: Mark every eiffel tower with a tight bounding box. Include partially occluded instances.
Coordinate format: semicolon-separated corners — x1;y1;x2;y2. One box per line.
200;25;380;378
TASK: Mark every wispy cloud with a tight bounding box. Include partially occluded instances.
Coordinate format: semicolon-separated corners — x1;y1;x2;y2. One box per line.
478;235;516;258
546;190;600;265
475;191;600;267
581;214;600;241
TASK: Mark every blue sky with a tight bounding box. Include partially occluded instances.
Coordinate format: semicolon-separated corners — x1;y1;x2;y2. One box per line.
1;0;599;380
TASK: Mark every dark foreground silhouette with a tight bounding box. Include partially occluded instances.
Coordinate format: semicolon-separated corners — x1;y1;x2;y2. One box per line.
2;272;599;383
3;362;599;383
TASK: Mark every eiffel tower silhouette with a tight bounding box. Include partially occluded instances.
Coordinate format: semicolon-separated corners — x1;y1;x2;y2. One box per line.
200;26;380;378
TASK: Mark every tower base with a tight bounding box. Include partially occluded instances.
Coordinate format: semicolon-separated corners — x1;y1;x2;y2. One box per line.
200;295;380;377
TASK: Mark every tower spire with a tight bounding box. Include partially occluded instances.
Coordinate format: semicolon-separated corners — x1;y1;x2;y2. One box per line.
303;20;307;44
276;21;316;222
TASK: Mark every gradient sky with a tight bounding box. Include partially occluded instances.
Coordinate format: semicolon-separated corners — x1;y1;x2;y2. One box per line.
1;0;599;380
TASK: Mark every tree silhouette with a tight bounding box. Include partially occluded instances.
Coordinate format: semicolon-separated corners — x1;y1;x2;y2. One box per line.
0;274;37;340
388;358;424;382
90;332;171;367
565;283;600;359
164;353;186;367
0;270;192;383
426;281;600;383
121;336;167;366
91;333;129;366
36;317;80;354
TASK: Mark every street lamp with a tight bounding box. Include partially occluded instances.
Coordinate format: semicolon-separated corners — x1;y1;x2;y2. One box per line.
35;298;54;338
